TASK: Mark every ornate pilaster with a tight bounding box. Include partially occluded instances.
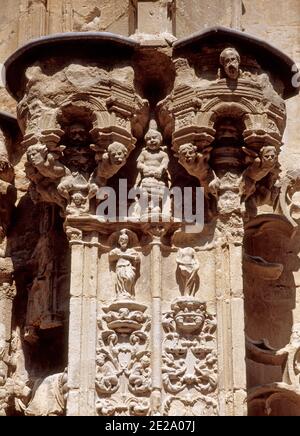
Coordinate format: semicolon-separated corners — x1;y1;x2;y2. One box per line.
4;27;299;417
158;28;294;415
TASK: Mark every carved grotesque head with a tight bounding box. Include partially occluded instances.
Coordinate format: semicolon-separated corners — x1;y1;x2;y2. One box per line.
107;142;128;166
118;229;129;250
68;123;88;146
145;129;162;151
220;47;241;80
260;145;278;166
178;143;198;164
27;144;47;166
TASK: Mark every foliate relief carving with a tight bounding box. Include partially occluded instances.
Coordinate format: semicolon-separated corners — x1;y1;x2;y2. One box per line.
96;302;151;416
133;121;171;220
162;299;218;416
0;283;16;301
163;395;218;416
109;229;141;301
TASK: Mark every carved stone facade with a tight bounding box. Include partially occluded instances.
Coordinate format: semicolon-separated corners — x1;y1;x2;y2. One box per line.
0;0;300;417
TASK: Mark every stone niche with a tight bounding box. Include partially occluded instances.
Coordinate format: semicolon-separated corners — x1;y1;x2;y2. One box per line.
0;25;299;416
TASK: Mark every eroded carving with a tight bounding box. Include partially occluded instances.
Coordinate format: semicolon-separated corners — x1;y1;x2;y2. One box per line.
277;169;300;228
24;205;69;343
133;121;170;220
91;141;129;187
176;248;200;296
219;47;241;80
177;143;219;198
21;62;149;218
162;299;218;415
242;145;279;214
96;301;151;416
109;229;141;300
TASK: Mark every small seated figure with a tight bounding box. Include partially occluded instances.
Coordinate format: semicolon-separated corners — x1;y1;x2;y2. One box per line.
178;143;219;197
128;354;151;394
135;122;170;217
242;145;278;201
57;172;96;216
95;350;119;395
91;141;129;187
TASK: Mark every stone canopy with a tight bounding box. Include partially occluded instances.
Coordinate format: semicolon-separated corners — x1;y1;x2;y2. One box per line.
0;8;300;416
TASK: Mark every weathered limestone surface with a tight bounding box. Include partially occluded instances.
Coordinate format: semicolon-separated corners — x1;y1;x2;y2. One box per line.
0;0;300;417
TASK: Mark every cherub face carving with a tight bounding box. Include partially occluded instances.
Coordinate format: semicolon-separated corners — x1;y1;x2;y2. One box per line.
145;130;162;151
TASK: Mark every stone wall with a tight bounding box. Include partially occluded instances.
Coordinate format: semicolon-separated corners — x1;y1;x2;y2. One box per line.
1;0;300;169
0;0;300;417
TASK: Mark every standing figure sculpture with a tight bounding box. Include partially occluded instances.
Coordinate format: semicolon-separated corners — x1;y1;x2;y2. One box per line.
176;247;200;297
134;121;170;218
109;229;140;300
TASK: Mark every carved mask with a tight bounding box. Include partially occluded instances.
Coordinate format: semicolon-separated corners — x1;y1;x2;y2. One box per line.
178;144;197;164
108;143;128;166
220;48;240;80
261;146;277;166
